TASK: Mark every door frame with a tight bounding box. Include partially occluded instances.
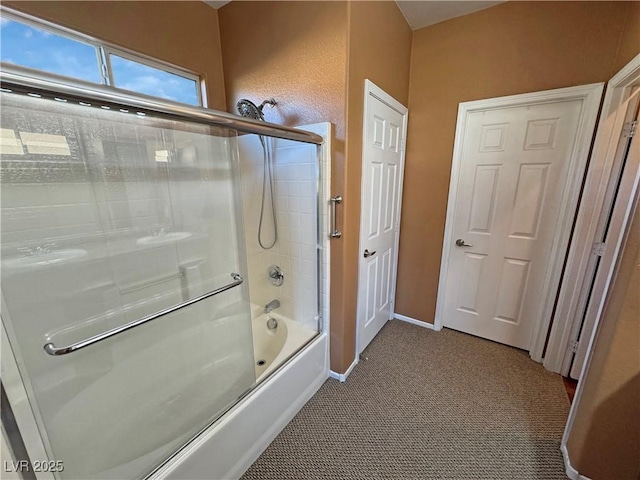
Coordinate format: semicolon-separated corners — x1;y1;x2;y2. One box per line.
434;83;604;360
561;122;640;480
545;54;640;375
356;79;408;354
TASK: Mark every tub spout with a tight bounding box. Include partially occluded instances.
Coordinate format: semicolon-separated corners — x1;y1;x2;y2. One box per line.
265;299;280;314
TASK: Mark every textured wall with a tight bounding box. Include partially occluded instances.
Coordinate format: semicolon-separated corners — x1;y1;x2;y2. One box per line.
219;1;348;136
218;1;351;371
3;1;227;110
613;1;640;73
567;196;640;479
396;1;639;324
342;1;413;367
565;10;640;476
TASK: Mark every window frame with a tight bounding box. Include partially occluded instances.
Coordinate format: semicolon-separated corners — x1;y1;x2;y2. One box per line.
0;7;207;107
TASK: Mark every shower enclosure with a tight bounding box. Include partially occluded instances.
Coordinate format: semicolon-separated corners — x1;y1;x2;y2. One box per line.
0;69;327;479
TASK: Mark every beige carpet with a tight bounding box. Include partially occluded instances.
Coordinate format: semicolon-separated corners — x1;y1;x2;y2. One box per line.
241;320;570;479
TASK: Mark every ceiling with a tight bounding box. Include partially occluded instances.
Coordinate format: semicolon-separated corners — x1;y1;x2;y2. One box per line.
203;1;230;9
203;1;504;31
395;1;505;30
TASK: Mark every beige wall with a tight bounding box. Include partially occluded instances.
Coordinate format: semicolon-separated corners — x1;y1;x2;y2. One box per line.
565;14;640;477
613;1;640;74
219;1;348;136
218;1;352;371
567;197;640;479
342;2;412;369
396;1;640;323
3;1;227;111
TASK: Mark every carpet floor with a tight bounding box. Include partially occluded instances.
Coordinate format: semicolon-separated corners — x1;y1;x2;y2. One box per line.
241;320;570;479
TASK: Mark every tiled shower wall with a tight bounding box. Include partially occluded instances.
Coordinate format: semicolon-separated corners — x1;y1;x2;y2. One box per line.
238;123;330;332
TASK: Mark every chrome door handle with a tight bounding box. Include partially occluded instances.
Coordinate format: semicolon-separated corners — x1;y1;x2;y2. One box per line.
455;239;473;247
364;249;376;258
330;196;342;239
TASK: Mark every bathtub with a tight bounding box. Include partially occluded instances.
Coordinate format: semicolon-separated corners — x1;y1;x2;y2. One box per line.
252;310;318;381
150;312;328;480
148;120;332;479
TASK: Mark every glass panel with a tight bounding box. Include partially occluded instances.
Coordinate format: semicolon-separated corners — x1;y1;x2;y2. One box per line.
0;18;102;84
0;92;255;479
109;54;200;106
237;133;320;381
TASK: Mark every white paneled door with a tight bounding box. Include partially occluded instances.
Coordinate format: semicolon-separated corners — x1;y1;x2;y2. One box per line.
438;86;603;350
357;81;408;353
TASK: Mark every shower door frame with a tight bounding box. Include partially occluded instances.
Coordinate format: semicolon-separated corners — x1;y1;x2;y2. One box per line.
2;303;57;480
0;66;324;145
0;65;326;479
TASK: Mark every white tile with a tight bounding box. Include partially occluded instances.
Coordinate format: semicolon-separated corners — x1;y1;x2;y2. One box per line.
276;180;289;197
289;181;301;198
277;240;290;257
303;260;315;277
301;181;315;197
299;213;315;232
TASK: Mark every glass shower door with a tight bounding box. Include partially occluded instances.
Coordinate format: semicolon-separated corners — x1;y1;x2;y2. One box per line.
0;92;256;479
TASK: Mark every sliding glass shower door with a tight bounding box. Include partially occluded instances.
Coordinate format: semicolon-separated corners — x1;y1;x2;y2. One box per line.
1;92;255;479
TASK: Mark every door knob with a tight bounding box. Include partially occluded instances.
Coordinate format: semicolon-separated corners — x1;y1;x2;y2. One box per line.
455;239;473;247
364;249;376;258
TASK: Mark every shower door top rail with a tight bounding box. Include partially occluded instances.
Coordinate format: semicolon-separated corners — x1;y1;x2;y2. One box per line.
0;65;324;145
43;273;244;356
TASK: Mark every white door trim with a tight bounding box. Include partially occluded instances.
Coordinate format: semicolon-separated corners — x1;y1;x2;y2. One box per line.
356;79;408;355
545;53;640;374
434;83;604;360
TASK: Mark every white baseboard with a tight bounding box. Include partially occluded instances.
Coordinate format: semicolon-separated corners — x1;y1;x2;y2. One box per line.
561;444;591;480
329;355;358;382
394;313;435;330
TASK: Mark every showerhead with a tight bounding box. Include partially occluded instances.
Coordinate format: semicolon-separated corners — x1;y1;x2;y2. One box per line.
236;98;277;121
258;98;277;110
237;99;263;121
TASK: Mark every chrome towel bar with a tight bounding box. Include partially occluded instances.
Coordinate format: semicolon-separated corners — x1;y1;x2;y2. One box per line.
44;273;244;356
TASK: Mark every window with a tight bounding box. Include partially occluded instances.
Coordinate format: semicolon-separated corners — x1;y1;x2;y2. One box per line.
0;9;204;106
108;53;200;106
0;17;102;84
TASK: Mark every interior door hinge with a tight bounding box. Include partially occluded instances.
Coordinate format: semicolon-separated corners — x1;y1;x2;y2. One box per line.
622;120;637;138
592;242;607;257
569;340;580;354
